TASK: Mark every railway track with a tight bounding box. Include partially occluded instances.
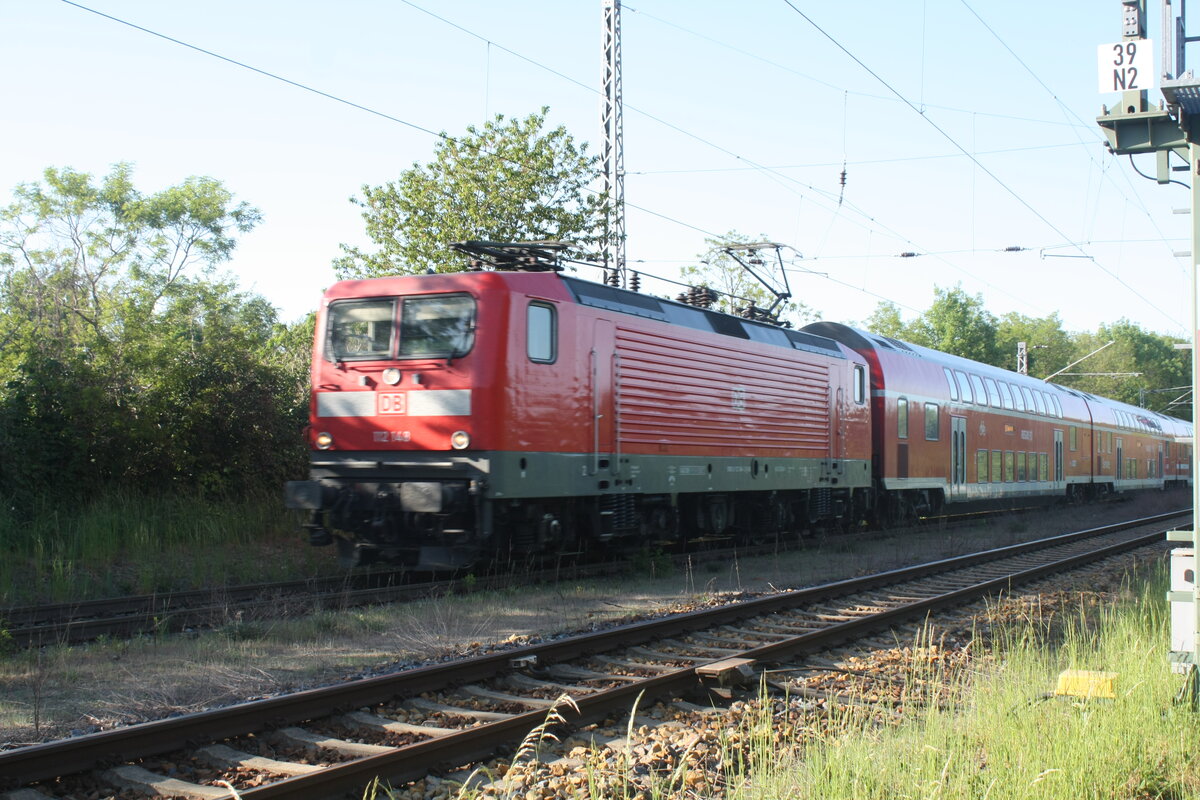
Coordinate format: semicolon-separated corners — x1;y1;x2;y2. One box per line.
0;502;1110;649
0;509;1184;799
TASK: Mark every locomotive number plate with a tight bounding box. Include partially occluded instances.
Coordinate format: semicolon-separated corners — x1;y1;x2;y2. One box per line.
378;392;406;415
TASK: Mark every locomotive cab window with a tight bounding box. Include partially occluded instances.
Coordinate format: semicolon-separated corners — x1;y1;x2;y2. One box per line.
326;299;396;362
925;402;940;441
399;294;476;359
853;364;867;404
527;302;557;363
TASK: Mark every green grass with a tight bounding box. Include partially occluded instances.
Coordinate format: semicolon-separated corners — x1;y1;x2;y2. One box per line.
0;491;332;605
739;566;1200;800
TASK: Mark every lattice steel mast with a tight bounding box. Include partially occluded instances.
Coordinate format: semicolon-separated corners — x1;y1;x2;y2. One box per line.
601;0;626;287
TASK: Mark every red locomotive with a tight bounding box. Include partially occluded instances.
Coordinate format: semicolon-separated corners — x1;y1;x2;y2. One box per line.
285;243;1191;568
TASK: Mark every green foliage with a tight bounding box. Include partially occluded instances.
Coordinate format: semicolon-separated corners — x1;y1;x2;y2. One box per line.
1068;320;1189;413
0;164;311;509
865;285;999;365
335;108;606;278
994;311;1072;376
680;231;816;326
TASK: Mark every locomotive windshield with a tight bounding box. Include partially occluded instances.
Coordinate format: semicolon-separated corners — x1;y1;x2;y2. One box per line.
327;299;395;361
325;294;476;361
399;294;476;359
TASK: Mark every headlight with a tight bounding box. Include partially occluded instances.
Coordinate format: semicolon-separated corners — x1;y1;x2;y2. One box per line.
315;432;334;450
450;430;471;450
381;368;402;385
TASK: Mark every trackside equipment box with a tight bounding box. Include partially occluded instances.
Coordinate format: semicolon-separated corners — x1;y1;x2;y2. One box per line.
1170;548;1195;674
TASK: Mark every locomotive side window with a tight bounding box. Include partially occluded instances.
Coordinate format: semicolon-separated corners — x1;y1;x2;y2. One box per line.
527;302;557;363
924;402;939;440
399;295;476;359
326;299;396;361
944;368;959;402
853;364;867;404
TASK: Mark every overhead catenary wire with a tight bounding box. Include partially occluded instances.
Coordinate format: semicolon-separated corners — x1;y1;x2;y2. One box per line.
778;0;1184;331
58;0;1029;318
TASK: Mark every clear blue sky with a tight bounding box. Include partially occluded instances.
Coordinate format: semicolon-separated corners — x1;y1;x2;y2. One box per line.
1;0;1191;341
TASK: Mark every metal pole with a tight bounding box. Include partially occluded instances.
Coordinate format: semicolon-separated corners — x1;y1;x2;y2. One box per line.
1190;140;1200;704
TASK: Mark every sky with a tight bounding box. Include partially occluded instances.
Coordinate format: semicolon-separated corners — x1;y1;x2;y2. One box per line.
1;0;1195;344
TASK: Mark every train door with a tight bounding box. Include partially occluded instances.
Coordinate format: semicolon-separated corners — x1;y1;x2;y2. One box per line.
1053;430;1064;483
591;319;616;477
1115;438;1124;486
950;416;967;499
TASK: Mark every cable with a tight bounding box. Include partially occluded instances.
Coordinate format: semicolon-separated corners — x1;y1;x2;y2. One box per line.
778;0;1184;331
61;0;446;141
959;0;1185;276
623;3;1092;130
1127;154;1191;190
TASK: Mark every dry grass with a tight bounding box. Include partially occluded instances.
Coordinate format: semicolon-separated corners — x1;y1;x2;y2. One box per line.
0;492;1182;748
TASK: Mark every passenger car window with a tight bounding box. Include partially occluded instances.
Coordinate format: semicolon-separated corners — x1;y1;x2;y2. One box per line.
326;298;396;361
1010;383;1026;412
1020;386;1036;412
999;382;1014;410
944;368;959;402
969;375;987;406
955;370;973;403
1032;391;1046;415
984;378;1001;408
925;402;939;440
527;302;556;362
897;398;909;439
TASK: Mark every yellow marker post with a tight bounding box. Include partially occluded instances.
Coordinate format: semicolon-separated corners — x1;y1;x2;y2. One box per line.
1054;669;1118;700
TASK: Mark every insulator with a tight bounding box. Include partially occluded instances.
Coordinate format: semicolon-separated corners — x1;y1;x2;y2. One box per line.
630;272;641;291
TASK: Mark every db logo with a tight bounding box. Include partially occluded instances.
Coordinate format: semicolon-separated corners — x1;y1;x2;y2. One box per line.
377;393;406;415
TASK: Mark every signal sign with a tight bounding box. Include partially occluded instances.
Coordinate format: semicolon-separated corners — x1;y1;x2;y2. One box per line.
1098;39;1155;93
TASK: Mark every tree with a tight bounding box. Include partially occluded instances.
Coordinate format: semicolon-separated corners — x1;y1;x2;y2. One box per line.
864;285;999;366
863;301;906;340
335;108;606;278
994;311;1072;377
679;231;816;326
1064;321;1189;417
0;164;310;504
